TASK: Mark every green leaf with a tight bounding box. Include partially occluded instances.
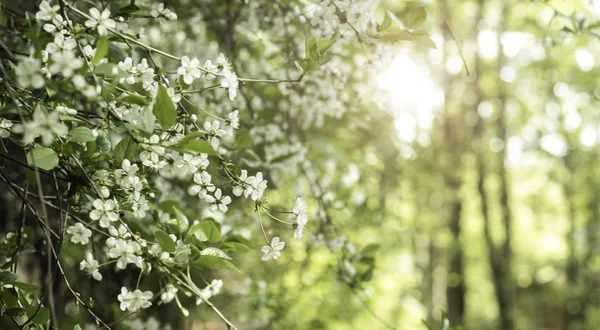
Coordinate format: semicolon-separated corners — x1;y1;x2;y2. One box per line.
297;59;320;73
26;306;49;325
74;325;83;330
316;39;336;54
176;134;218;156
160;200;182;214
4;307;26;317
114;136;141;164
174;208;189;234
234;130;253;149
379;12;392;31
0;270;17;285
92;37;110;65
26;147;59;171
198;219;221;243
187;223;209;242
387;10;405;30
361;243;380;255
67;126;96;143
413;33;437;49
153;84;177;129
222;242;251;253
402;6;427;29
120;93;150;106
201;247;232;260
193;255;241;273
154;229;176;253
12;281;40;293
117;3;140;14
0;316;20;330
95;130;111;153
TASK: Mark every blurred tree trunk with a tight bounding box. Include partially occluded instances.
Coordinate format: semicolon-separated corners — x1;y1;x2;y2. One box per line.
440;2;465;323
563;153;583;330
473;2;515;329
495;5;516;329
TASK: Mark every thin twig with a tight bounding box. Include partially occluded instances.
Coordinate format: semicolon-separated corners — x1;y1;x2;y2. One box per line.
439;0;470;75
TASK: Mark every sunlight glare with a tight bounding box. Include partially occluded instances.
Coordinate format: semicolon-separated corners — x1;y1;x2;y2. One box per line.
377;52;443;143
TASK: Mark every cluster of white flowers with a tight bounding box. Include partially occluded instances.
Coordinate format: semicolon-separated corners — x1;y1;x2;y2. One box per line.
140;135;168;170
177;54;239;101
107;224;144;269
195;279;223;305
35;1;85;81
16;0;324;321
118;287;153;312
117;57;157;91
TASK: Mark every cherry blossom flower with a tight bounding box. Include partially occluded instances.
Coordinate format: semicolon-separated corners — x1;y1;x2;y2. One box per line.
206;188;232;213
85;8;116;36
261;236;285;261
118;287;153;312
220;68;239;101
177;56;201;84
15;57;44;89
89;199;119;228
12;107;67;145
227;110;240;129
292;197;308;239
80;253;102;281
36;1;60;21
67;223;92;245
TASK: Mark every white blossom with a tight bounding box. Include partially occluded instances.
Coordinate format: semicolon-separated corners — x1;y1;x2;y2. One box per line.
43;15;70;35
55;105;77;115
80;253;102;281
292;197;308;239
108;239;143;269
12;107;67;145
15;57;45;89
247;172;267;201
227;110;239;129
36;1;60;21
261;236;285;261
45;34;77;54
220;68;239;101
177;56;201;85
85;8;116;36
160;284;178;304
205;188;231;213
89;199;119;228
67;223;92;245
49;50;83;77
118;287;153;312
203;120;226;149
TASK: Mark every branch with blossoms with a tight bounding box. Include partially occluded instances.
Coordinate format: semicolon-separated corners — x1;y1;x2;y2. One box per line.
0;0;321;328
0;0;428;328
